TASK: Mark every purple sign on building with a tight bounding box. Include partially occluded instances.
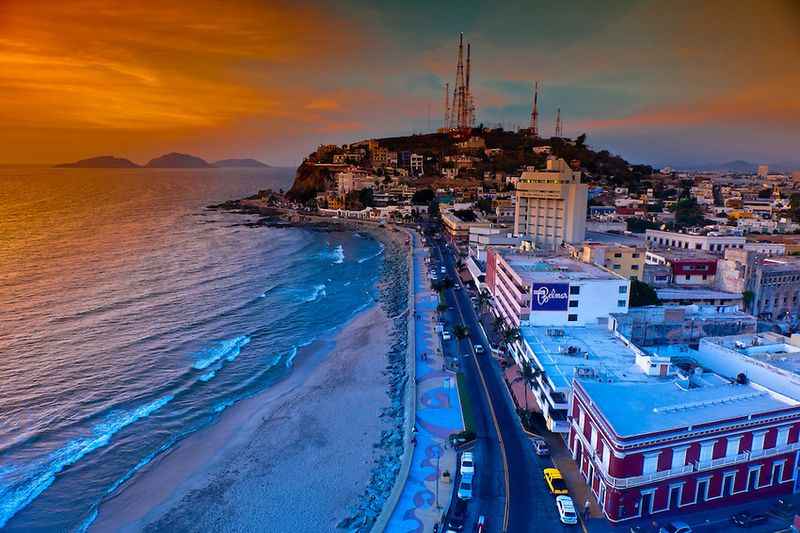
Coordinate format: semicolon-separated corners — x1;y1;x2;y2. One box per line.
531;283;570;311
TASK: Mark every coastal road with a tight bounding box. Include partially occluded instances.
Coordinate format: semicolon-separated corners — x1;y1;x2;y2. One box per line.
431;234;571;532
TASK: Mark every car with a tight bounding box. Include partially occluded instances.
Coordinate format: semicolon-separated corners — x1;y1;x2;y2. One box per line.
543;468;568;495
475;515;486;533
457;473;473;500
440;267;446;273
730;511;769;528
658;521;692;533
556;495;578;525
474;345;485;354
533;439;550;456
446;499;466;531
462;352;471;358
442;331;452;341
460;451;475;476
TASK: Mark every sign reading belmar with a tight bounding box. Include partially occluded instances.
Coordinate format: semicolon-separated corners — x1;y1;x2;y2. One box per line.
531;283;570;311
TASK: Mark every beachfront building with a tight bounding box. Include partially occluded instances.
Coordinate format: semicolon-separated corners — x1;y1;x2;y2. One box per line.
517;323;652;433
645;229;745;254
441;209;491;254
570;352;800;524
513;157;588;251
485;250;630;329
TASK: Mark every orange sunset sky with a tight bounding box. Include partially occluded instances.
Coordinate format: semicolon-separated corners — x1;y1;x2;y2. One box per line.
0;0;798;167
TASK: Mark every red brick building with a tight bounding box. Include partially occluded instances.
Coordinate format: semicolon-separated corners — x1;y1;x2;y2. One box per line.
569;372;800;523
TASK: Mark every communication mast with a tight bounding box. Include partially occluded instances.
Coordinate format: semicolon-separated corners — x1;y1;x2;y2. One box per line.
554;107;563;138
443;82;450;130
446;33;476;132
529;81;540;137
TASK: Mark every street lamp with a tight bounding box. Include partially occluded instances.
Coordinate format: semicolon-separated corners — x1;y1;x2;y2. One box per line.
435;446;441;509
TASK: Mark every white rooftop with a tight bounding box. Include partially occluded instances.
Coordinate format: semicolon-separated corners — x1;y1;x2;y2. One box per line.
502;253;621;284
580;378;794;438
656;287;742;301
521;324;650;390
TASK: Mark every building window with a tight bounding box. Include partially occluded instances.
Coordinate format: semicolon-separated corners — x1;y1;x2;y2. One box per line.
777;426;791;447
685;275;691;281
619;286;628;294
699;440;715;464
772;460;786;484
631;264;640;270
695;243;702;250
570;286;580;295
568;314;578;322
643;452;660;475
671;446;688;469
617;300;626;307
569;300;578;308
613;264;621;270
614;252;622;258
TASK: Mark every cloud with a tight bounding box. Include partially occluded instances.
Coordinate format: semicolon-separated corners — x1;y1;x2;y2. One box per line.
304;98;342;112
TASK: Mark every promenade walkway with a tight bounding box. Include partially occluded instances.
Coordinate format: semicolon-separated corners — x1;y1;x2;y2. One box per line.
385;237;464;532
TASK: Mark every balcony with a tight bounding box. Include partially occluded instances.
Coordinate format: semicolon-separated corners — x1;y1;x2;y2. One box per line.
750;441;800;459
695;452;749;472
607;464;694;489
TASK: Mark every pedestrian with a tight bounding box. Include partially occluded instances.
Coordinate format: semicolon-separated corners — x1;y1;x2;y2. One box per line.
583;498;590;521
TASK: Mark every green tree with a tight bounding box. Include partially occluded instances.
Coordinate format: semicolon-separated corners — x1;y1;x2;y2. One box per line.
412;188;435;205
629;279;660;307
672;197;706;228
453;325;469;339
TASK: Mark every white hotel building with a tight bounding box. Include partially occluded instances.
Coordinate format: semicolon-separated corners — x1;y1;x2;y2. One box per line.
485;250;629;328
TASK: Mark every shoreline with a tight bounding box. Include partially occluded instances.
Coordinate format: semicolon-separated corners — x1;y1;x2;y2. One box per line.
90;218;413;532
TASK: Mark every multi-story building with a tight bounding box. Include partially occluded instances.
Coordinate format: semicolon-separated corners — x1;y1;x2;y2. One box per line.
441;209;491;252
486;251;629;328
574;243;646;281
371;146;390;167
518;323;653;433
336;171;377;197
717;250;800;319
655;287;743;308
609;305;756;347
410;153;424;176
467;227;520;262
513;157;588;251
645;249;718;286
645;229;745;254
570;353;800;524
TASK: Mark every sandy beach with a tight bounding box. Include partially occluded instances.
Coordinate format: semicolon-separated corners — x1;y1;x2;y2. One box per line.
91;302;394;532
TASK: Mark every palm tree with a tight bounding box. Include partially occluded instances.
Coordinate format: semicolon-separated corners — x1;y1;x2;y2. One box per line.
453;324;469;340
476;290;491;314
520;360;534;411
502;325;521;345
492;315;505;332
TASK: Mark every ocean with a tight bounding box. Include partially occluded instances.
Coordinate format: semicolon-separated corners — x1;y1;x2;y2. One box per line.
0;167;386;531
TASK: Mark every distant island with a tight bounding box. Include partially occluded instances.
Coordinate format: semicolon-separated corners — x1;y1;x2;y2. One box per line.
55;153;270;169
213;158;271;168
145;152;213;168
55;156;141;168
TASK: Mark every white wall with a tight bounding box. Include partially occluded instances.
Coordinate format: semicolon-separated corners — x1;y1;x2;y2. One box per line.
527;279;630;327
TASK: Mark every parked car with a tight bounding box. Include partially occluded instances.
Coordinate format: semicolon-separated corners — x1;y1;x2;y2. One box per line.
457;473;473;500
543;468;568;495
730;511;769;528
474;345;485;354
556;495;578;525
533;439;550;456
460;451;475;476
446;499;466;531
442;331;452;341
658;521;692;533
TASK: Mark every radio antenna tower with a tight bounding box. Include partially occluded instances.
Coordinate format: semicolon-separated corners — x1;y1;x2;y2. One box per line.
465;43;473;127
452;33;466;129
554;107;563;138
443;82;450;129
529;81;540;136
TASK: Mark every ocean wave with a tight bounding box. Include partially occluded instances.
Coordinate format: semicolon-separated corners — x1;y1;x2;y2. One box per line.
320;244;344;264
0;395;173;529
192;335;251;370
357;242;385;264
302;284;326;303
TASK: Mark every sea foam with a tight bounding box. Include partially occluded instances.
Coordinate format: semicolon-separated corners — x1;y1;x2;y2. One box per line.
0;395;173;528
192;335;251;370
